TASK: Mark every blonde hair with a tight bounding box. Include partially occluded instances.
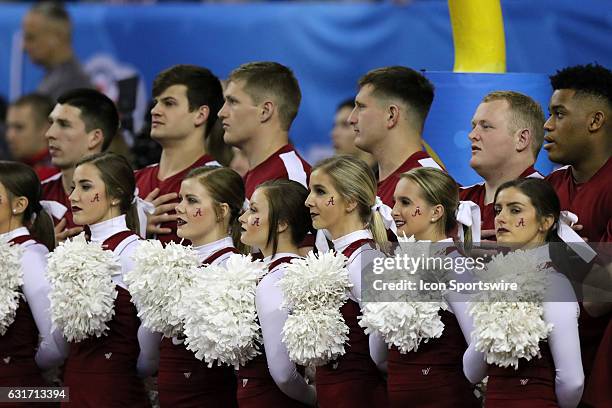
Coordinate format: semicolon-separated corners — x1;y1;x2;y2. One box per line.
184;166;246;253
400;167;473;251
312;155;388;251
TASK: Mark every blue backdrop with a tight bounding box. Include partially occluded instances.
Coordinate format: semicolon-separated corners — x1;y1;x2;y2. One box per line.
1;0;610;184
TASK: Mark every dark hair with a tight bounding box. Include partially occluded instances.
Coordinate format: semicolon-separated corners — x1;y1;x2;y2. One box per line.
494;178;560;242
550;63;612;108
358;66;435;131
11;93;54;128
184;166;246;253
30;1;70;23
336;97;354;112
152;64;224;137
228;61;301;131
257;179;312;257
75;152;138;233
57;88;119;151
0;161;55;251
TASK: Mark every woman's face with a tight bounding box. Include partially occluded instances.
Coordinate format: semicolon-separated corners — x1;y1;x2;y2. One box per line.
239;187;271;251
305;169;352;236
392;177;439;240
494;187;552;248
69;163;116;226
176;178;224;246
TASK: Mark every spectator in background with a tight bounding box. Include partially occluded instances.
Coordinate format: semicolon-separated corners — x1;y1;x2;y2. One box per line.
0;95;9;160
5;93;59;180
22;1;92;101
331;98;376;171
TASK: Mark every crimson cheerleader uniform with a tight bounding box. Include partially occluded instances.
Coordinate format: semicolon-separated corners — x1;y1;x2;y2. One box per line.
315;230;388;408
0;228;67;407
157;237;239;408
463;248;584;408
135;154;220;245
237;253;316;407
460;166;543;232
61;216;155;407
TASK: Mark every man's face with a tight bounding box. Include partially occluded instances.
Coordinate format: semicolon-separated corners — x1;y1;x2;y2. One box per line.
150;84;201;142
543;89;591;165
468;99;517;175
6;105;49;159
22;12;57;67
331;106;359;155
348;84;388;154
45;104;93;170
218;80;261;148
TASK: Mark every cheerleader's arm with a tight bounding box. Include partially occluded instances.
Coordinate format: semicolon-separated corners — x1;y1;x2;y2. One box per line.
136;326;161;377
256;273;317;407
21;245;69;370
544;274;584;408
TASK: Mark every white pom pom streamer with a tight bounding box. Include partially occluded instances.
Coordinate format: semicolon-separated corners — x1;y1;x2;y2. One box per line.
279;251;351;311
179;254;266;369
0;239;24;335
282;308;349;366
47;233;121;342
126;240;200;337
469;250;553;369
360;301;447;354
278;250;352;366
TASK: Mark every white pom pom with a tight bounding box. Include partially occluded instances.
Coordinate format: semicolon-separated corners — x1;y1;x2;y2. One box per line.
47;233;121;342
125;241;200;337
469;249;553;369
179;254;266;369
360;302;447;354
282;308;349;366
278;250;351;311
0;239;24;335
278;250;352;366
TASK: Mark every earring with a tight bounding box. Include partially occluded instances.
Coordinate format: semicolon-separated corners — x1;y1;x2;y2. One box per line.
12;209;17;214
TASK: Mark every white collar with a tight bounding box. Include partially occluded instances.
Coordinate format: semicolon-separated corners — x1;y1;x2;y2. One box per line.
0;227;30;242
89;214;129;243
193;237;234;262
263;252;299;266
332;229;373;254
520;244;551;265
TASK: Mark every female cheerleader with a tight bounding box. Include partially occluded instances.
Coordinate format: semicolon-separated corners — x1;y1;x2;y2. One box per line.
0;161;67;398
463;178;584;408
237;179;317;407
156;166;245;407
373;167;480;407
61;152;158;407
304;155;388;408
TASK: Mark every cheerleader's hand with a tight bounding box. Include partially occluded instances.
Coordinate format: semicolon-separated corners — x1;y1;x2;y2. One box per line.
54;218;83;243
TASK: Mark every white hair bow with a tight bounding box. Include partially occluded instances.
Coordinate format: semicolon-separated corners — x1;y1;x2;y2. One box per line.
455;200;481;243
133;188;156;238
371;196;397;236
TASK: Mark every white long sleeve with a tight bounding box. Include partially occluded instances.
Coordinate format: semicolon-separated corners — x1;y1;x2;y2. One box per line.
18;240;69;370
117;238;161;377
256;268;317;406
544;273;584;408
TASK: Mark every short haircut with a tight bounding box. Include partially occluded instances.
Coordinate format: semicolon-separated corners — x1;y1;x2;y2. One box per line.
336;97;354;112
550;63;612;108
57;88;119;151
29;1;71;38
152;64;224;135
482;91;545;158
11;93;54;127
228;61;301;131
358;66;434;130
